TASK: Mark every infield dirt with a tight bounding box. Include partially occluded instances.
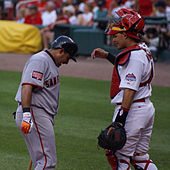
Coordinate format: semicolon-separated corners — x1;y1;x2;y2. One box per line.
0;52;169;87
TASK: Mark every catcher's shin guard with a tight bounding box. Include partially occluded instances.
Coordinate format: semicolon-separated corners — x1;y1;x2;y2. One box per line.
105;150;118;170
131;153;158;170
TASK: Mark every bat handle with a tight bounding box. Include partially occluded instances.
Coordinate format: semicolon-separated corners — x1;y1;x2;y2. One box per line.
27;158;32;170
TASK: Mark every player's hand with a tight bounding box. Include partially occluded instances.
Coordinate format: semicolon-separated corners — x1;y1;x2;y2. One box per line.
107;122;123;135
107;126;115;136
21;112;33;134
91;48;108;59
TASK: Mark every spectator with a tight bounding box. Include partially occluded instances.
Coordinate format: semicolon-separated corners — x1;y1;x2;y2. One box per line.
54;8;70;24
166;0;170;42
93;0;108;20
108;0;126;17
143;27;159;61
72;1;83;17
24;4;42;25
53;0;63;8
154;0;166;17
124;0;135;8
134;0;153;16
77;3;93;26
28;0;48;12
4;0;14;20
78;0;86;13
63;5;78;24
87;0;98;13
166;0;170;22
63;0;74;6
40;8;70;49
154;1;169;51
93;0;108;29
41;1;57;27
105;0;112;10
15;7;26;23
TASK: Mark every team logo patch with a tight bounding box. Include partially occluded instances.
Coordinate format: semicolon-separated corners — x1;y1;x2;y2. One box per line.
125;73;136;82
32;71;43;81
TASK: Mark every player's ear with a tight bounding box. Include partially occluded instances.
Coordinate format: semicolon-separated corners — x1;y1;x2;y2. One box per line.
122;32;128;39
58;48;64;54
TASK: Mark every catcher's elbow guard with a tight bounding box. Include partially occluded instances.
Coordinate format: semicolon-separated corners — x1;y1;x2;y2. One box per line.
97;122;126;152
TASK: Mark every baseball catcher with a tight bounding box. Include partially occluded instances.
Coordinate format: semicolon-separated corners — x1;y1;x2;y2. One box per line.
92;8;158;170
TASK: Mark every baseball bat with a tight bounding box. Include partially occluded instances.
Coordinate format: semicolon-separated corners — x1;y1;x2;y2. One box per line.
27;158;32;170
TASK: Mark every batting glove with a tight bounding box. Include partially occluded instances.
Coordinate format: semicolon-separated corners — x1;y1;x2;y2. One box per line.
21;111;33;134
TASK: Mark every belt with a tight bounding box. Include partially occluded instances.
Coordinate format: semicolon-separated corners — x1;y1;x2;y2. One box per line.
116;98;146;105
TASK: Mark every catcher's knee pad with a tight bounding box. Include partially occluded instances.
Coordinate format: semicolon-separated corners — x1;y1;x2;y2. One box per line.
105;150;118;170
131;153;158;170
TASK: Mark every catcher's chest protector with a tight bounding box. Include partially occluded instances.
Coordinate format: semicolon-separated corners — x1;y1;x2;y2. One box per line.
110;44;153;99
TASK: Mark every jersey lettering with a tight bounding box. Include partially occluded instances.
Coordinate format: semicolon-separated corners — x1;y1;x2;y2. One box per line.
45;76;59;88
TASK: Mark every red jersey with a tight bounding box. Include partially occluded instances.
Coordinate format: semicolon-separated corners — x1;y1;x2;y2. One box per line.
139;0;153;16
24;12;42;25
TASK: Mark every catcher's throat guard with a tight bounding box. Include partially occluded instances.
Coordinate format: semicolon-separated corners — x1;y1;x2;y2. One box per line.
97;122;126;152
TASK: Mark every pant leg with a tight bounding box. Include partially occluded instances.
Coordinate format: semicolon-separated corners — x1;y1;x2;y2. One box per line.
112;100;156;169
16;105;56;170
135;102;155;153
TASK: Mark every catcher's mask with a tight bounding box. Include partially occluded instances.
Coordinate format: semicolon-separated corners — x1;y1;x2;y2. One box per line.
51;35;78;62
105;8;145;40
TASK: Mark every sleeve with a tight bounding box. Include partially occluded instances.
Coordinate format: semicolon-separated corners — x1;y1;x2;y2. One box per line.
21;59;46;88
52;11;57;23
119;57;144;91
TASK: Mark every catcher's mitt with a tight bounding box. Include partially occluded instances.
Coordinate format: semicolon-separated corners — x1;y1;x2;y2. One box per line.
97;122;126;152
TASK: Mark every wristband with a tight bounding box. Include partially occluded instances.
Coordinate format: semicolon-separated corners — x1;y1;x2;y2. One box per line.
106;53;115;64
115;106;129;126
23;107;30;113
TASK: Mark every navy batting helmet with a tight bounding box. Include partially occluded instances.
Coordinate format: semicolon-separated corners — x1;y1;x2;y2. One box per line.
51;36;78;62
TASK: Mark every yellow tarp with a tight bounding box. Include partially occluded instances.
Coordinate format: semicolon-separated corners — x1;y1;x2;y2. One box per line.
0;21;42;53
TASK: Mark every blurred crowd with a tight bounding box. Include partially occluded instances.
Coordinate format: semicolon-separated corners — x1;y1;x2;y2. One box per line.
0;0;169;57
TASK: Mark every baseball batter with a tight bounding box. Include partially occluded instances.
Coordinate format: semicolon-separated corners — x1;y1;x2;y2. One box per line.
91;8;158;170
15;36;78;170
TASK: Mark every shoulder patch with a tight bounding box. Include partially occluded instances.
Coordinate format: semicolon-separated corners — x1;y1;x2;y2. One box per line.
32;71;43;81
125;73;136;82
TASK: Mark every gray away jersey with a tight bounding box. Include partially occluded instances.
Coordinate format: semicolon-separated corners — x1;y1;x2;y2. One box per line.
15;50;60;116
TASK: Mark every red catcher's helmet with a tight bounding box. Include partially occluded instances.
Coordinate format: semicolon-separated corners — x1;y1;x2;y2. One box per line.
105;8;145;40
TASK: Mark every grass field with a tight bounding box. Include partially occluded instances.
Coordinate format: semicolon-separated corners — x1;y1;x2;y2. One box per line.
0;70;170;170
